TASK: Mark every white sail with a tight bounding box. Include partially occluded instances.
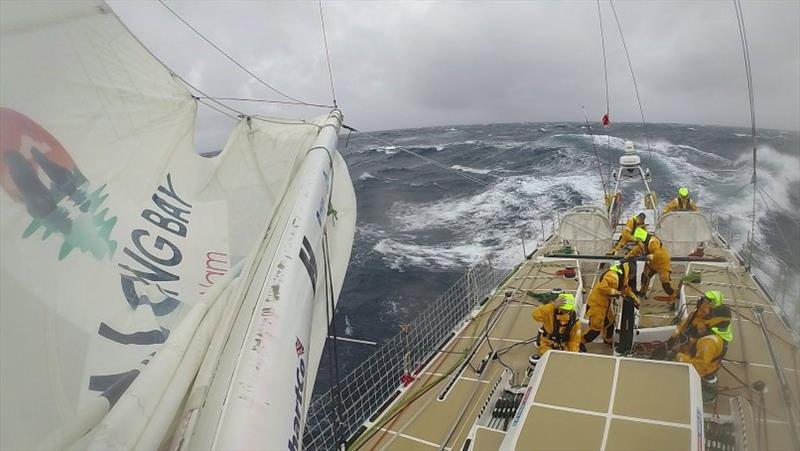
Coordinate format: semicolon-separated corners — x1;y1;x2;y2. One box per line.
0;2;355;450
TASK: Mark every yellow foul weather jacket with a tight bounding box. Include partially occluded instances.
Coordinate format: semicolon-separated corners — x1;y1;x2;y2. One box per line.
611;216;642;253
663;196;698;214
532;303;582;353
585;266;635;343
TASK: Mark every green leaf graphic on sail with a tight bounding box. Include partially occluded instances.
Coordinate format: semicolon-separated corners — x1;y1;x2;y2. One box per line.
0;108;117;260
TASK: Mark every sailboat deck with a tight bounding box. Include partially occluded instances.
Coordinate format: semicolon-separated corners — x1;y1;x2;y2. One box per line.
356;236;799;450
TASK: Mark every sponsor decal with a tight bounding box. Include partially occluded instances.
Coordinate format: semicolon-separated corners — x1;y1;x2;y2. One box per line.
696;407;704;450
0;108;117;260
199;251;229;295
298;236;317;293
288;337;307;451
512;386;533;426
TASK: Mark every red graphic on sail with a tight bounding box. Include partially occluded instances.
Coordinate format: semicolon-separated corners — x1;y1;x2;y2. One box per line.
601;113;610;127
0;107;117;260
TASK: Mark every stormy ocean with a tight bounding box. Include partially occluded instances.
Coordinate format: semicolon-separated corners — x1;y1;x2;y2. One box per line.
313;121;800;395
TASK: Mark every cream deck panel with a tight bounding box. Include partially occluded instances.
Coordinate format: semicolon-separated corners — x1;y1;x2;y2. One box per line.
613;360;691;424
604;418;691;451
472;427;505;451
518;405;606;451
533;352;615;413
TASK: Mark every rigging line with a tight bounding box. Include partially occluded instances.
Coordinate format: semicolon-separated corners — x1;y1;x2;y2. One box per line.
608;0;652;160
318;0;338;107
352;129;603;246
183;80;246;117
196;96;334;108
754;191;800;271
106;2;247;118
196;97;238;120
356;130;495;190
582;106;609;195
157;0;313;106
733;0;759;267
323;231;344;447
756;185;800;225
596;0;613;180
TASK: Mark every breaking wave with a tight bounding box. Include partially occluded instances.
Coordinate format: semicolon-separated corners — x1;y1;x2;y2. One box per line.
450;165;491;175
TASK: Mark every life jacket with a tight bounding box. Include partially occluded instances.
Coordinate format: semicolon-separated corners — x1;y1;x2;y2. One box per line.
643;234;663;254
625;216;638;233
687;305;731;342
600;266;625;291
547;310;578;347
677;196;694;210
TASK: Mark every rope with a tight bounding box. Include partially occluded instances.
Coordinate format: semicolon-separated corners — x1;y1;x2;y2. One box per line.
354;130;495;190
107;3;249;119
196;97;238;120
756;185;800;224
318;0;338;108
157;0;320;106
596;0;613;180
582;106;609;196
196;96;334;109
733;0;759;267
322;230;344;448
608;0;652;160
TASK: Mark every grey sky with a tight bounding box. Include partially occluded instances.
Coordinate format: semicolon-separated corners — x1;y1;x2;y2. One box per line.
110;1;799;151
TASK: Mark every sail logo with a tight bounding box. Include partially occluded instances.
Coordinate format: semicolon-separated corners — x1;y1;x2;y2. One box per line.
288;338;307;451
199;251;229;295
0;107;117;260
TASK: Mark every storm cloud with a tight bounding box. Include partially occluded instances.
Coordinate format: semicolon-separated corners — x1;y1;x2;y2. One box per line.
110;1;799;151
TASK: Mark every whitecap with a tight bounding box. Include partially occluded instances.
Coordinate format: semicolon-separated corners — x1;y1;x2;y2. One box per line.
358;172;378;180
451;165;491;175
374;145;397;155
374;238;491;270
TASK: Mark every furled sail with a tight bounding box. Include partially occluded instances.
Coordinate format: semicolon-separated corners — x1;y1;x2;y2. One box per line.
0;2;355;450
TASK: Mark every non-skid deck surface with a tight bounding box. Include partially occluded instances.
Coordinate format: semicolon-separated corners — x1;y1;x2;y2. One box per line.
357;238;799;450
687;263;800;450
361;258;563;450
513;352;695;451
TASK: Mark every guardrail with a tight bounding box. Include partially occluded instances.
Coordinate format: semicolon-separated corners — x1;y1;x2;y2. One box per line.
710;213;799;337
303;261;510;450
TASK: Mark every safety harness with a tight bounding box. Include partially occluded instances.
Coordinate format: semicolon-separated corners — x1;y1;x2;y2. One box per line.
643;233;661;253
687;305;732;362
546;310;578;349
678;196;694;210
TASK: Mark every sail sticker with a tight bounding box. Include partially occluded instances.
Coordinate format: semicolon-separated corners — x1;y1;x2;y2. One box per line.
696;407;703;450
512;386;533;426
0;107;118;261
88;352;156;407
98;322;170;346
288;338;307;451
299;236;318;293
198;251;229;295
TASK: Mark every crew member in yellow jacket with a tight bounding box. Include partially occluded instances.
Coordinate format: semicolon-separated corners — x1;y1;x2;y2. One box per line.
626;227;677;302
668;291;732;377
610;212;646;254
663;186;698;214
532;293;582;354
583;262;636;346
